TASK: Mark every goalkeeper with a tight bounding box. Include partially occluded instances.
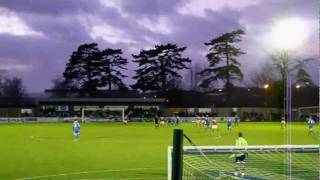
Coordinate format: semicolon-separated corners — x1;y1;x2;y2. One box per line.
232;132;248;177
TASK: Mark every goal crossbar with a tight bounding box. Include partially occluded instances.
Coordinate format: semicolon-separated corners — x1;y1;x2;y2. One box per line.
181;145;319;154
81;107;125;123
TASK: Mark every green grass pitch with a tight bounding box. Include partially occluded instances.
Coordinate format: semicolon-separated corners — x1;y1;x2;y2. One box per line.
0;122;318;179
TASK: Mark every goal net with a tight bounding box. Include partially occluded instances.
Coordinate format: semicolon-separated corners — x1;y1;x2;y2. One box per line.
168;134;319;179
81;107;125;123
297;106;319;120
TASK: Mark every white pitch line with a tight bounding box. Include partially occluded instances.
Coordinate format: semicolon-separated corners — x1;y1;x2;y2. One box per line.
29;136;113;143
211;135;222;139
14;167;165;180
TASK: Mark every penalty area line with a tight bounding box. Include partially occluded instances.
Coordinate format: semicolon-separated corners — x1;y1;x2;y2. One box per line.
14;167;165;180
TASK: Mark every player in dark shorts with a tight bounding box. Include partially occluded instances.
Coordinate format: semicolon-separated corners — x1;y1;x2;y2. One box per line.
154;114;159;127
235;154;246;163
234;132;248;177
204;115;210;129
234;114;240;126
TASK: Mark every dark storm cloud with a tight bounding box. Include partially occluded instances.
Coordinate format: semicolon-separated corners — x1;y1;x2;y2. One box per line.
120;0;183;15
0;1;101;91
0;0;317;92
0;0;123;42
172;7;243;49
141;8;243;76
0;0;97;15
0;33;77;90
21;13;91;43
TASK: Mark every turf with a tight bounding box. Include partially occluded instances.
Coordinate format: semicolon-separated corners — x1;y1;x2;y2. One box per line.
0;122;318;180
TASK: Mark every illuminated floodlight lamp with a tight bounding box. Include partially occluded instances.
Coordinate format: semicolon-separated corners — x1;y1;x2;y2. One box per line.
270;18;308;50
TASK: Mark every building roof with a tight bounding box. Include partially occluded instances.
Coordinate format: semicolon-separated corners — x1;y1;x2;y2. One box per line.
38;98;166;105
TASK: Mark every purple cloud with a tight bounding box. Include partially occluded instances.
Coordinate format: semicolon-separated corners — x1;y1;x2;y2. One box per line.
0;0;317;92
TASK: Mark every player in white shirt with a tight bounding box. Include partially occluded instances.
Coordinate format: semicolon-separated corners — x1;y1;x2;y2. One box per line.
195;114;201;126
159;116;165;126
211;116;219;135
281;115;286;129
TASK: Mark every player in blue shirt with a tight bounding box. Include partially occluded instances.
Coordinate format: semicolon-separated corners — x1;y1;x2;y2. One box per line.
204;115;210;129
308;116;315;135
175;115;180;126
168;116;175;126
73;117;81;141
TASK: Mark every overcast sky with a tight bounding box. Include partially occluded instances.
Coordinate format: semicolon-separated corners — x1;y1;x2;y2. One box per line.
0;0;318;92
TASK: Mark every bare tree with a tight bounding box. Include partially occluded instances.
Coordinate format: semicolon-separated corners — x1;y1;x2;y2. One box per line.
248;61;279;87
2;77;26;98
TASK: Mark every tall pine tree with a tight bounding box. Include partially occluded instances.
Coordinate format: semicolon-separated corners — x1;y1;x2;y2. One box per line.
63;43;101;91
63;43;128;93
294;59;314;87
99;48;128;92
132;43;191;93
198;29;245;104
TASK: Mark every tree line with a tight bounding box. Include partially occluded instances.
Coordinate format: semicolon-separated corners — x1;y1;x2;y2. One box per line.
49;29;315;105
55;30;248;95
52;29;314;105
0;29;315;107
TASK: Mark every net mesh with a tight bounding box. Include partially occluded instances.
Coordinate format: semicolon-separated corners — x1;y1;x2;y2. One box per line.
297;106;318;120
82;108;124;122
181;145;319;180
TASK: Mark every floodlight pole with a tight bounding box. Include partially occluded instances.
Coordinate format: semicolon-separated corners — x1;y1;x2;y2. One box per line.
282;51;289;122
286;74;292;180
318;59;320;180
171;129;183;180
282;50;293;179
271;19;308;178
